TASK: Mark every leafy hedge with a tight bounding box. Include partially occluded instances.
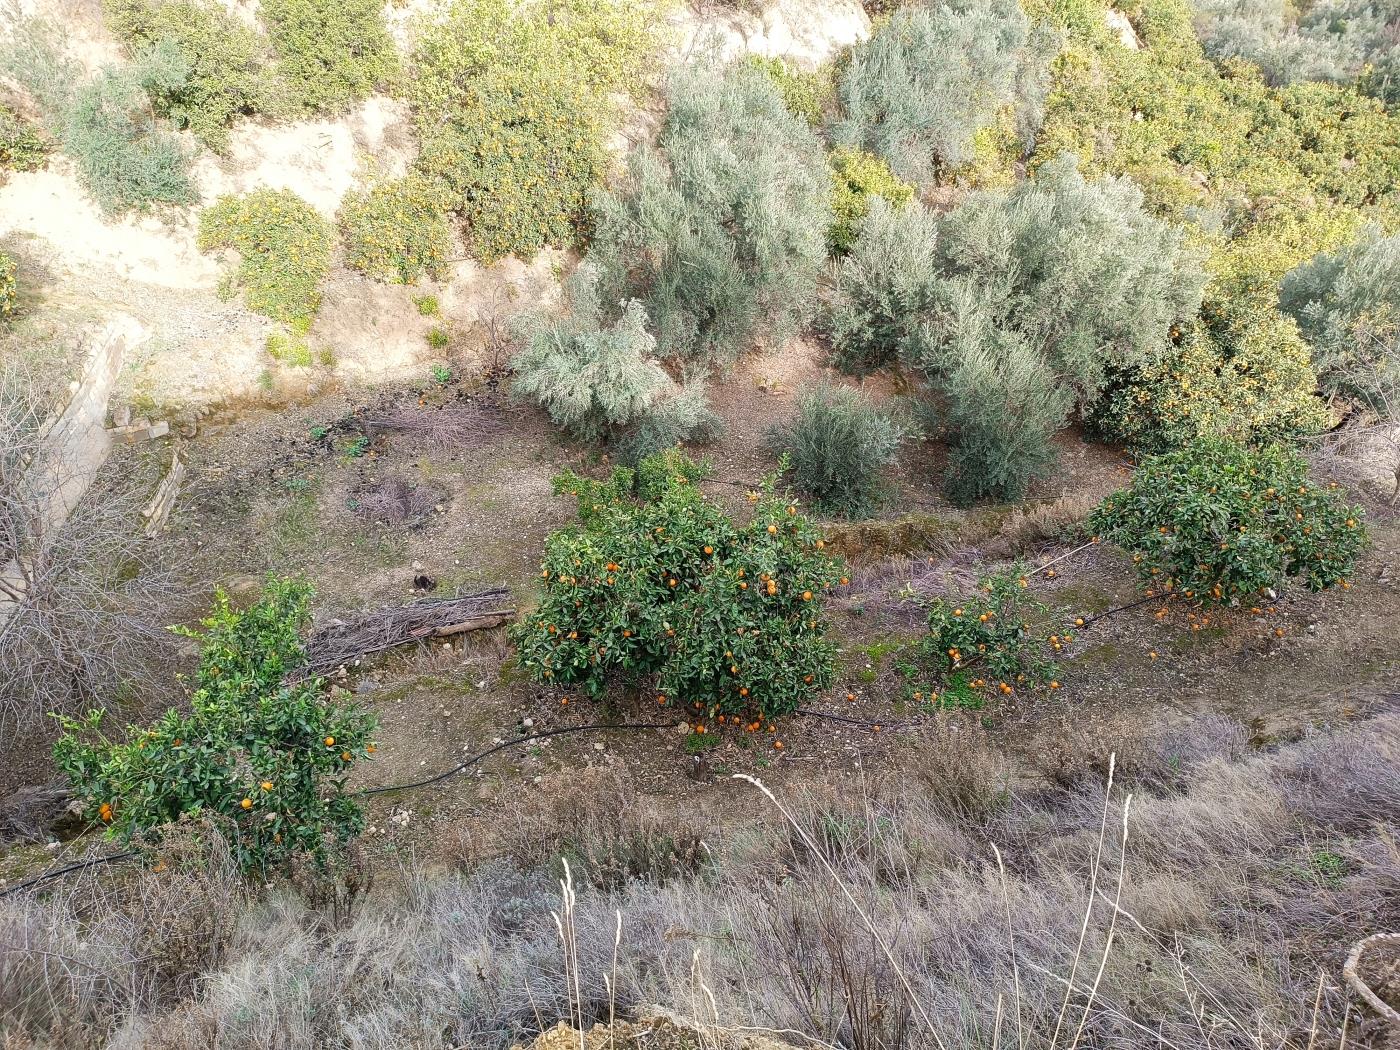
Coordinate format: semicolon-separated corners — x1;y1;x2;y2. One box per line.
0;103;50;171
511;451;847;720
259;0;398;114
199;189;334;330
103;0;270;150
827;146;915;255
0;253;16;320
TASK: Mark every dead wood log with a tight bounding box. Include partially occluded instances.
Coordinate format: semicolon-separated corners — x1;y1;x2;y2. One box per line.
1345;932;1400;1024
302;588;515;677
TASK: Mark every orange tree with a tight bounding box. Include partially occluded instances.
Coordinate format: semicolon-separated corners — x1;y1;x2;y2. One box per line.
511;450;847;718
901;565;1060;705
1089;440;1367;603
54;577;376;876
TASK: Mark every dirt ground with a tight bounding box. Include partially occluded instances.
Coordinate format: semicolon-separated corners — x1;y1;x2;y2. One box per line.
4;336;1396;883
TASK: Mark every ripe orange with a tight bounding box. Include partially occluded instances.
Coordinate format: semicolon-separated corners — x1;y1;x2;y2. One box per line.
240;798;253;810
324;736;335;747
767;524;778;535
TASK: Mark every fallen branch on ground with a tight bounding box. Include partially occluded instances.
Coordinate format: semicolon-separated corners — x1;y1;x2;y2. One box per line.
302;588;516;678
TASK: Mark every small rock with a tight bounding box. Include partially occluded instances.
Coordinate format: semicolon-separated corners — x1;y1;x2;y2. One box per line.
594;742;604;751
522;717;534;728
355;678;381;694
412;560;425;572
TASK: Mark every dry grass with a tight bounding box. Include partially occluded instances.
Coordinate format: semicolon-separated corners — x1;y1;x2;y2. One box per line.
2;714;1397;1049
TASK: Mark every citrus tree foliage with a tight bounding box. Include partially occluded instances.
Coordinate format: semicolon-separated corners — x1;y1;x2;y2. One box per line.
769;384;906;518
1030;0;1400;448
54;578;377;876
905;566;1059;704
827;146;915;255
259;0;397;114
410;0;664;263
1193;0;1400;104
198;188;334;330
742;54;834;125
103;0;270;150
1089;440;1367;603
832;0;1058;184
588;61;832;370
826;155;1202;501
511;451;846;719
1281;225;1400;412
339;175;453;285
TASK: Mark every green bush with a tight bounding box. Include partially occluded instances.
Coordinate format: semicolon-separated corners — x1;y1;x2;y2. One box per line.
0;103;50;171
829;155;1202;500
54;577;377;876
769;384;905;518
1030;0;1400;447
103;0;269;150
513;265;669;442
510;451;847;720
0;253;16;319
742;54;833;124
413;294;441;317
198;189;334;329
410;0;664;263
903;566;1060;703
259;0;397;114
62;47;197;214
1280;225;1400;413
266;330;313;367
833;0;1057;184
613;383;723;466
941;327;1071;505
339;175;453;284
823;197;942;374
513;263;720;453
827;146;915;255
1089;440;1367;602
589;61;832;369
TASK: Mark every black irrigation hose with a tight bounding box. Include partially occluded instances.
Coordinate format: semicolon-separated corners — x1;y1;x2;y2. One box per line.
357;719;680;797
0;850;140;899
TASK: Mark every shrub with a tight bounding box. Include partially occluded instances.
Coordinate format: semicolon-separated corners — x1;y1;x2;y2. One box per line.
102;0;269;150
0;253;15;319
512;267;669;443
769;384;905;518
198;188;334;329
742;54;833;125
510;450;847;719
941;330;1071;504
259;0;397;114
1030;0;1400;447
266;330;313;367
822;197;942;375
912;153;1205;410
832;0;1057;184
613;383;723;466
339;175;453;284
62;47;196;214
827;146;915;255
426;325;451;350
1089;440;1367;602
589;61;832;369
829;155;1202;501
512;263;720;453
54;577;377;876
903;566;1060;703
1192;0;1400;104
1280;225;1400;413
414;294;441;317
410;0;664;263
0;103;50;171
